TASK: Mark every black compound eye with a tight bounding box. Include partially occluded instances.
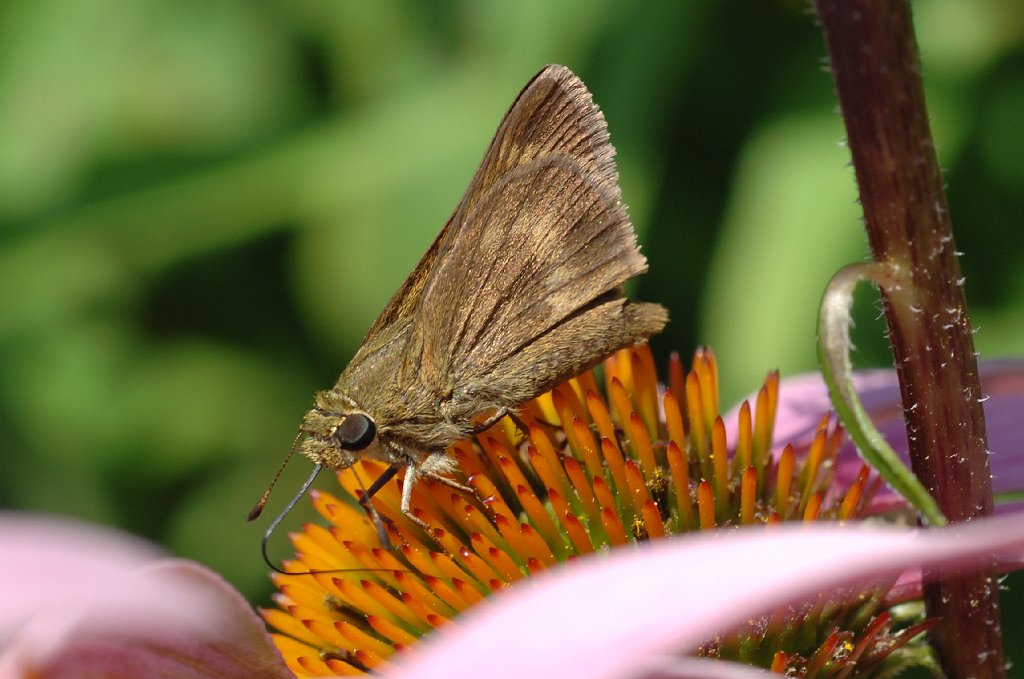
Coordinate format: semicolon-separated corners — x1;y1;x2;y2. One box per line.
335;413;376;451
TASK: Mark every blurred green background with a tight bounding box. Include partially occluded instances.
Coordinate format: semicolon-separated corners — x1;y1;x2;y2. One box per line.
2;0;1023;614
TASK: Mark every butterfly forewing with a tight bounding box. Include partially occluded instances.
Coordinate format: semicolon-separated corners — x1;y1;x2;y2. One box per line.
405;156;656;404
347;65;620;371
317;63;666;481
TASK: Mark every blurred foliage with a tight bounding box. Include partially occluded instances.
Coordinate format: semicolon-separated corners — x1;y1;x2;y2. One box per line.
1;0;1023;629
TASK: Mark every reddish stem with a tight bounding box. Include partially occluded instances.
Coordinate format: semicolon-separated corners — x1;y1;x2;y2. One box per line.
814;1;1004;676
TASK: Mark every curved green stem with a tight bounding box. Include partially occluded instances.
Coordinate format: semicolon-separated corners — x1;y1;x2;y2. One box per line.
817;262;946;526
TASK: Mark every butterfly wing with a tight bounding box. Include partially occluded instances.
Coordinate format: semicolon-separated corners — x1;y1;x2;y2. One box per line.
394;66;667;425
347;65;618;371
400;154;667;425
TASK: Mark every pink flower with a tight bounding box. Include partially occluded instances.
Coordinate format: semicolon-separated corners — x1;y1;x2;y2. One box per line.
382;515;1024;679
0;512;292;679
5;361;1023;678
748;360;1024;511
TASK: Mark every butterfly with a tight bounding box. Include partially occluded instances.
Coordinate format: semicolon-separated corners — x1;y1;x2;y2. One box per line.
250;64;668;546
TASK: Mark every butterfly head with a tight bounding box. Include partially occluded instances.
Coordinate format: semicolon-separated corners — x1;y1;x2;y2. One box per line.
300;392;380;470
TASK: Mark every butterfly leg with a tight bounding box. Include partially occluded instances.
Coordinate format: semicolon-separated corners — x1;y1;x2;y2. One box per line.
359;463;400;549
398;452;478;531
399;462;430;531
472;407;532;437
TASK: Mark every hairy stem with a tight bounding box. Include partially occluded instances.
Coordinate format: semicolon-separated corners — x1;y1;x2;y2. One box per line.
814;1;1004;676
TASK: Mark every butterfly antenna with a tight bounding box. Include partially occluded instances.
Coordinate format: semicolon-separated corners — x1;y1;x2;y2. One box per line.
248;431;303;521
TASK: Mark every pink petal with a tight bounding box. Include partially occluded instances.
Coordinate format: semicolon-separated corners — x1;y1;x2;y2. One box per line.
0;513;291;679
726;360;1024;500
382;516;1024;679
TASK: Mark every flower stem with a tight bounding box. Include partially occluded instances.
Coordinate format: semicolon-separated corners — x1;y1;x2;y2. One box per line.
814;1;1004;676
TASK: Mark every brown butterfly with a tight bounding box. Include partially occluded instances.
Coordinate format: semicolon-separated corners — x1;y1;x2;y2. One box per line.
250;64;668;543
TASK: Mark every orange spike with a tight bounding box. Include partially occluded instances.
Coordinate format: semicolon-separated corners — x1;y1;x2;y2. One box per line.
704;348;719;416
353;648;391;671
327;658;368;677
397;590;442;628
420;575;469;611
454;544;503;588
518;522;556;566
710;417;730;510
668;352;687;429
458;493;506;549
585;389;619;451
428;538;479;585
468;474;518;530
775;444;795;518
492;513;534;560
624;459;652;515
466;532;517;583
362;579;424;628
367;614;417;647
613;348;635;392
694;348;719;427
752;384;773;471
798;419;829;516
592;475;618;516
515;484;562;550
641;500;664;539
552;388;582;455
270;634;321;673
736;401;753;471
262;608;324;648
685;372;709;471
575;370;602;409
697;480;716;529
529;426;574;496
394;571;454;615
839;465;871;520
802;491;822;522
495;455;534;502
627;412;658;478
740;467;757;525
764;370;779;443
558;381;590;425
451;577;485;605
302;617;351;649
806;630;840;675
630;348;659;436
600;507;629;545
546;488;573;536
338;618;395;657
476;435;515;495
527;447;567;508
291;651;334;677
310;491;378;548
522;557;544;576
666;441;694;530
561;509;595;554
602;351;622;397
395;543;442;581
573;416;605;481
563;457;602;528
600;437;632;519
609;377;635;428
289;524;349;570
523;396;553;430
664;390;686;451
451;441;486;478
